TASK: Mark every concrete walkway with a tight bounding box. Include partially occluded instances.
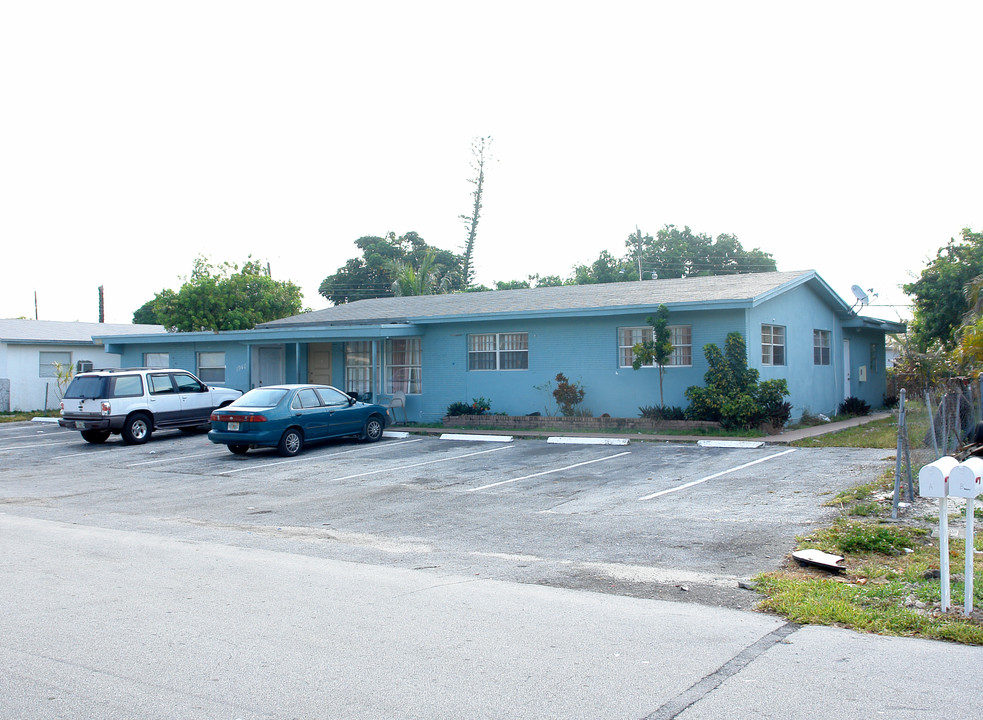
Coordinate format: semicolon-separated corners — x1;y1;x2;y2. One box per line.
396;412;894;445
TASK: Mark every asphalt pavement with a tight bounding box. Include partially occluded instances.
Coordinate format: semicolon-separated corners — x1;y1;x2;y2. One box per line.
1;511;978;720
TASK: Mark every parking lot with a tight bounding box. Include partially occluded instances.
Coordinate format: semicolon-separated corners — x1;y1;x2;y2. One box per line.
0;420;892;610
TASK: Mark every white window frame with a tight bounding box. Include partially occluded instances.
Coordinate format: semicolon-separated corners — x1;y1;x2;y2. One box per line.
813;330;831;366
197;352;226;384
385;338;422;394
618;326;692;368
345;341;373;396
468;332;529;371
39;351;71;378
762;324;786;366
144;352;169;369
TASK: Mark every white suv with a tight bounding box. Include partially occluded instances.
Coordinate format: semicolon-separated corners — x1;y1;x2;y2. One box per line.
59;368;242;445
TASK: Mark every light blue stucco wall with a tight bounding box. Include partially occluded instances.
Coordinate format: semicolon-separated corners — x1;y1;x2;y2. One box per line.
118;342;250;392
107;289;891;423
414;309;746;421
749;283;844;418
845;329;888;410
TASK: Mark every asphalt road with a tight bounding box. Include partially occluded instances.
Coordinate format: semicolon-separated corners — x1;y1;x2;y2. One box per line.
1;421;979;718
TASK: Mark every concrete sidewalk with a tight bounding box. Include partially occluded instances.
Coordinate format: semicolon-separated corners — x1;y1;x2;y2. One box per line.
2;512;978;720
397;412;894;445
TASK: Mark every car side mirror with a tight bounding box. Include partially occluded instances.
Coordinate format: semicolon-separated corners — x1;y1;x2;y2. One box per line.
348;395;356;406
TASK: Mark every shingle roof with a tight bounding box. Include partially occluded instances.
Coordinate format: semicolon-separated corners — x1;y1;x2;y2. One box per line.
0;319;164;344
261;270;826;327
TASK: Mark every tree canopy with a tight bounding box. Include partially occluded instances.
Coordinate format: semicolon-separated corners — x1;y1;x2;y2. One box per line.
318;232;465;304
132;257;305;332
319;224;777;304
903;228;983;351
571;225;776;284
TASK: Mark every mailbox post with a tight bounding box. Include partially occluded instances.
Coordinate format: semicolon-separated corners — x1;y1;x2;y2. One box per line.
919;456;958;611
949;457;982;615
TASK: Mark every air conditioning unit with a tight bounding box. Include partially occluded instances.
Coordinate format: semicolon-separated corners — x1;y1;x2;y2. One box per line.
76;360;94;373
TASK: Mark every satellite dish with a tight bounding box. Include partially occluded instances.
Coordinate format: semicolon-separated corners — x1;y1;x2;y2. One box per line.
850;284;869;307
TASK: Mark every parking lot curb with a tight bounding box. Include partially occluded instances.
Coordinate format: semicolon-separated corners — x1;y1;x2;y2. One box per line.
440;433;514;443
547;437;630;446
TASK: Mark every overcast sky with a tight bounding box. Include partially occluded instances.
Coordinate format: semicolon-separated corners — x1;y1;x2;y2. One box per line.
3;2;981;325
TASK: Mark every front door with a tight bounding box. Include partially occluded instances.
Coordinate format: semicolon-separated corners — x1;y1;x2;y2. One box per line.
258;347;284;387
843;339;852;401
308;343;333;385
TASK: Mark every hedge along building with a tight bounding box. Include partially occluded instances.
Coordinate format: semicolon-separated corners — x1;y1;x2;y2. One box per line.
98;270;905;423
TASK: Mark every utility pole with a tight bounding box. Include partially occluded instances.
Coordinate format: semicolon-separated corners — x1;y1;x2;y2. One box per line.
98;286;105;323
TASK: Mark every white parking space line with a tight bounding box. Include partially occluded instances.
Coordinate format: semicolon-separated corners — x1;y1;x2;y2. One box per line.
468;451;633;492
127;450;230;467
326;444;513;482
0;439;80;452
51;448;116;459
219;439;425;475
0;432;66;441
638;448;797;501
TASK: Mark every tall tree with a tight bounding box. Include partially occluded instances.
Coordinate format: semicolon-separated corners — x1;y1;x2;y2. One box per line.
135;257;305;331
903;228;983;350
319;232;464;305
390;250;454;296
635;225;777;278
460;136;492;288
631;304;674;405
570;225;776;287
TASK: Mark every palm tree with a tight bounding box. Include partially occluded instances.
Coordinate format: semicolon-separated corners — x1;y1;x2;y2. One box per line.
390;250;454;296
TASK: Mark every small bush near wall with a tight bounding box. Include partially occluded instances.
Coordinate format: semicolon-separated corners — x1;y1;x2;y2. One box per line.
446;397;492;416
838;396;872;417
442;414;721;433
639;405;686;421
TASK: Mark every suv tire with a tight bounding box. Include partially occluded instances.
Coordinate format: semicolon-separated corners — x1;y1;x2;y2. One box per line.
80;429;111;444
122;413;153;445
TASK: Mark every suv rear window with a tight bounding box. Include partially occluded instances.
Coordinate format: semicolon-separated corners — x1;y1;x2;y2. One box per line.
63;376;109;399
110;375;144;398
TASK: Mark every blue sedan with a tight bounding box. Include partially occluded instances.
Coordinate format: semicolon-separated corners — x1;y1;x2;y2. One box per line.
208;384;389;456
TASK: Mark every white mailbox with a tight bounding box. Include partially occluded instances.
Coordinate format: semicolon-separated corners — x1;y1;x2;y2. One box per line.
950;457;983;499
919;456;959;498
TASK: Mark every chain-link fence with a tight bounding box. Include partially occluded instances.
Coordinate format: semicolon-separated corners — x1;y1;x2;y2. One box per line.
894;377;983;516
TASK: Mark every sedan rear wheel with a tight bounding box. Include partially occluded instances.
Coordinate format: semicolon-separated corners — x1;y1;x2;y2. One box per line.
277;428;303;457
228;444;249;455
363;415;384;443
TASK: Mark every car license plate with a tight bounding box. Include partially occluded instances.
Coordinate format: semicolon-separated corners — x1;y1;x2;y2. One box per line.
227;422;240;431
76;421;87;429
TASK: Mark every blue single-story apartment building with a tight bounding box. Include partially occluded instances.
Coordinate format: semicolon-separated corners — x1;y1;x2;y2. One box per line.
97;270;905;422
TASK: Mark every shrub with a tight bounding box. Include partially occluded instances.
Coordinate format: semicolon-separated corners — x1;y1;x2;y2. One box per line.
446;397;491;416
639;405;686;421
685;332;792;430
553;373;585;416
838;396;871;417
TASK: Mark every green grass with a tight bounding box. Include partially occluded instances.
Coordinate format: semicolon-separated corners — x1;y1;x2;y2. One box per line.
755;574;983;644
0;410;59;423
756;471;983;644
790;415;898;448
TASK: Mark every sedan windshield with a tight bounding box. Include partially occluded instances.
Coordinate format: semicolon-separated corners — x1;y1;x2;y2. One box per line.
231;388;288;408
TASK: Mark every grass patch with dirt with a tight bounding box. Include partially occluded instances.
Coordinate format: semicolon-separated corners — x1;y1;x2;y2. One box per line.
0;410;59;423
755;470;983;644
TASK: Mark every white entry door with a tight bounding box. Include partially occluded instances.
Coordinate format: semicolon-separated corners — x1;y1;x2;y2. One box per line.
842;339;851;401
257;347;284;387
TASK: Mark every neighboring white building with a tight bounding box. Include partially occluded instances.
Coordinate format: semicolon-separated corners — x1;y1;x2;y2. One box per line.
0;319;164;412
